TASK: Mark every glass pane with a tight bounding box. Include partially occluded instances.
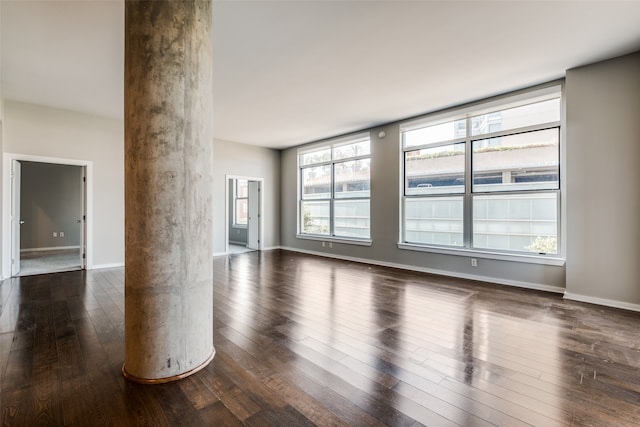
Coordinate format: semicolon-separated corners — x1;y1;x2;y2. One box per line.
235;199;247;225
333;140;370;160
301;165;331;199
470;98;560;137
472;128;559;192
301;201;330;235
404;119;466;148
334;199;370;239
236;179;248;198
405;143;465;195
473;193;558;254
404;197;463;246
300;148;331;166
335;159;370;199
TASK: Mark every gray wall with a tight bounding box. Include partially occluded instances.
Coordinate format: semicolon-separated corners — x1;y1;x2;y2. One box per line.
565;52;640;306
4;100;124;268
228;178;247;245
212;138;280;254
20;161;82;250
281;123;566;291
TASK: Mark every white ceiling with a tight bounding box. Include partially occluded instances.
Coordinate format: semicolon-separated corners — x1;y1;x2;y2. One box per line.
2;1;640;149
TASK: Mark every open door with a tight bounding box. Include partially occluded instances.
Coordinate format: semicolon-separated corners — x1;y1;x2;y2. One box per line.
3;155;92;277
79;166;87;269
10;160;21;276
247;181;260;250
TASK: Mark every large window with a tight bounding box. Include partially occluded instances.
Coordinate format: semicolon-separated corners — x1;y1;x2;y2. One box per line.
299;134;371;240
233;179;248;226
401;87;561;256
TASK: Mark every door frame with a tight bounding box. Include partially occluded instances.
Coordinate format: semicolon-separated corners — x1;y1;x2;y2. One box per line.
2;153;93;278
246;180;260;250
224;174;263;254
10;160;21;276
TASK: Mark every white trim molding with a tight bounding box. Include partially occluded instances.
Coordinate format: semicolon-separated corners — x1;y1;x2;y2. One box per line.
297;234;372;247
88;262;124;270
21;246;81;252
398;243;565;266
224;174;264;255
563;292;640;313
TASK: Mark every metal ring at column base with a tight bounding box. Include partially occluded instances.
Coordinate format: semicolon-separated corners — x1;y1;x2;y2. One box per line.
122;347;215;384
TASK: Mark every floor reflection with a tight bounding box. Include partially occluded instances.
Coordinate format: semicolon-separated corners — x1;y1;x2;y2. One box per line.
462;297;474;385
11;251;640;424
211;250;640;426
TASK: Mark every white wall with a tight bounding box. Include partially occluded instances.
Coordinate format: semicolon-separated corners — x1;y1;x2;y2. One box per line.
3;100;124;268
212;138;280;254
0;0;3;121
565;52;640;309
0;1;4;273
2;105;281;267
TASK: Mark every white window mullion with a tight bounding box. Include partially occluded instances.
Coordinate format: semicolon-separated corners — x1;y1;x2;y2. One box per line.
330;162;335;236
464;117;473;248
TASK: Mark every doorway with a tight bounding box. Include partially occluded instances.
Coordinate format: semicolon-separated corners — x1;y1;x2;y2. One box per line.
226;175;263;255
3;154;91;278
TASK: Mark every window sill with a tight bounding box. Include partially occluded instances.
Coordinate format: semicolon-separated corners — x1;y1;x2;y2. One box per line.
397;243;565;266
297;234;372;247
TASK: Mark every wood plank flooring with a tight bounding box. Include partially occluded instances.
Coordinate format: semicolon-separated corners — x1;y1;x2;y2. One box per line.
1;249;640;426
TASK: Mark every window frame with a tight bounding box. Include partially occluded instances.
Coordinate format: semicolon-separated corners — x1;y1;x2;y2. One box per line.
399;84;565;265
297;133;372;246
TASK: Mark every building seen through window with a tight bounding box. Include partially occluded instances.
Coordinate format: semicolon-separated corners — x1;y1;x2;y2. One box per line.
299;135;371;239
401;90;561;255
234;179;248;226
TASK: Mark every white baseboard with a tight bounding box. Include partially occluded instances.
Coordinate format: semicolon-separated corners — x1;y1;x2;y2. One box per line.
21;246;80;252
280;246;565;294
213;246;280;257
563;292;640;313
88;262;124;270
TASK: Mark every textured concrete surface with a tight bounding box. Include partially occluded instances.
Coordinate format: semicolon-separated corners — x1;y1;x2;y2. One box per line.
124;0;214;381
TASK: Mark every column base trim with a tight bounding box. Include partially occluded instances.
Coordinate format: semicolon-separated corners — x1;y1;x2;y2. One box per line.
122;347;215;384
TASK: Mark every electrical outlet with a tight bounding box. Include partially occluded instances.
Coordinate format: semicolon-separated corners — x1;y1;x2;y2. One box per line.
471;258;478;267
322;241;325;247
329;242;333;248
53;232;57;237
60;232;64;237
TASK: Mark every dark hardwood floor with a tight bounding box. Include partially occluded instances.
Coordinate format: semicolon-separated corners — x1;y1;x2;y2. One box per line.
1;249;640;426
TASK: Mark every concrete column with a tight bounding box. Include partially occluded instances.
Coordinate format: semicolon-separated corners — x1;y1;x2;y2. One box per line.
123;0;214;383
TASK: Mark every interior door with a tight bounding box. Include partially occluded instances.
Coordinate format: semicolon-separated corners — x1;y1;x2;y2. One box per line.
11;160;21;276
247;181;260;250
79;166;87;268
